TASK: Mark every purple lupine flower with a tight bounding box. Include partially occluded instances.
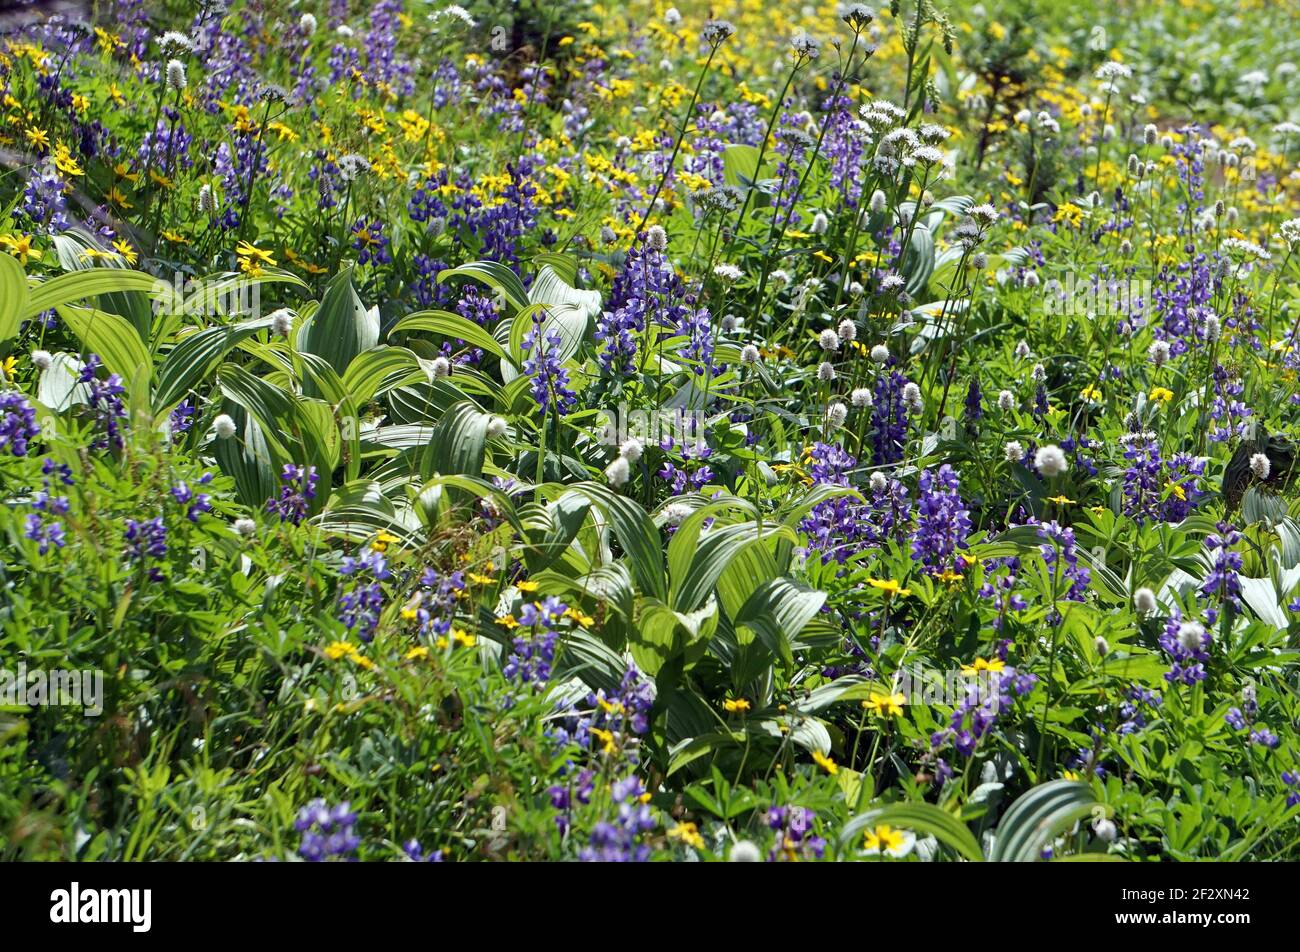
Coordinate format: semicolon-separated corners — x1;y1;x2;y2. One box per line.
24;513;66;554
766;806;825;861
295;799;360;861
869;362;911;466
124;517;168;581
1158;610;1210;685
1036;520;1090;602
337;549;391;643
0;391;40;456
79;356;128;450
170;477;213;523
911;465;972;576
504;595;567;686
578;774;655;862
522;311;577;415
1201;522;1243;610
266;464;319;525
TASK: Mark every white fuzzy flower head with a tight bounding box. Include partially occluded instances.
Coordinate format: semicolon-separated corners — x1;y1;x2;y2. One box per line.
31;349;52;371
870;189;887;214
869;471;887;493
233;517;257;537
1134;587;1157;615
269;308;294;337
902;381;923;413
818;328;840;352
157;31;193;54
213;414;237;439
1014;340;1032;360
644;225;668;252
817;361;836;382
713;263;743;285
1034;444;1068;477
837;319;857;343
729;840;761;862
605;455;631;487
826;402;848;427
197;183;217;215
486;416;508;439
1177;621;1206;654
430;356;452;379
1095;636;1110;657
1031;362;1047;383
720;314;740;334
299;12;318;33
1148;340;1171;367
700;19;735;46
1004;440;1024;464
1093;817;1118;843
869;344;889;364
1278;217;1300;250
165;59;187;92
664;7;682;26
810;212;829;235
997;390;1015;412
1143;123;1158;146
768;269;792;290
740;344;761;365
851;387;873;408
662;502;691;526
1250;452;1271;480
620;438;644;463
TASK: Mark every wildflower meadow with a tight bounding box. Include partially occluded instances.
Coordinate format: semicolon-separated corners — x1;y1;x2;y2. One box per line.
2;0;1300;871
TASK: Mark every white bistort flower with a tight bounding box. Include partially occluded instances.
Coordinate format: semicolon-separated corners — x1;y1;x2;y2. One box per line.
1034;444;1068;477
213;414;237;439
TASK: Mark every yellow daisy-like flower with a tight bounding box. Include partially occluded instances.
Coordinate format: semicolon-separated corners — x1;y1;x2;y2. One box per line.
1149;386;1174;403
589;727;617;754
811;751;838;775
404;645;429;661
452;628;476;648
1080;384;1102;402
1046;494;1075;505
667;822;705;850
323;641;353;661
496;613;519;630
0;233;41;264
1;355;17;380
867;578;911;598
112;239;137;265
370;530;398;553
723;698;751;713
863;824;914;857
961;657;1006;676
863;690;906;717
235;240;276;275
516;580;540;592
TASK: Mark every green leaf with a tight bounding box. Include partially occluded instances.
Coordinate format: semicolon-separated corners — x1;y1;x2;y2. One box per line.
0;252;28;341
23;268;169;326
437;260;529;312
152;315;274;413
389;309;514;366
987;780;1099;862
55;304;151;381
341;345;425;406
297;268;379;380
841;802;984;862
733;577;825;667
566;482;669;602
421;400;491;480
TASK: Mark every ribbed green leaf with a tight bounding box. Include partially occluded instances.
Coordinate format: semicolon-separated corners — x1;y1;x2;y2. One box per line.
841;802;984;862
436;260;529;312
389;309;514;366
297;268;379;380
55;304;151;380
0;252;27;341
152;315;274;413
988;780;1098;862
